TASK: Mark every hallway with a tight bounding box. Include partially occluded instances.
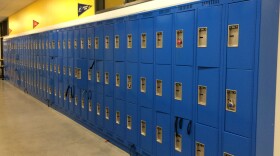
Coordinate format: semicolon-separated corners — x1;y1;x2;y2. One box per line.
0;80;128;156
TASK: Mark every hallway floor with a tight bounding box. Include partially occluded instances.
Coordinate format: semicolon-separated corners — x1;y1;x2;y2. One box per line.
0;80;128;156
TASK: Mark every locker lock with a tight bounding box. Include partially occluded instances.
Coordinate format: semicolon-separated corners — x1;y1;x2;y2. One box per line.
226;89;237;112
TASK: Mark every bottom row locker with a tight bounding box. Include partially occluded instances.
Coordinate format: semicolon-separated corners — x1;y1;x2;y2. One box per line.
115;99;126;141
81;89;88;122
96;94;104;129
156;112;171;156
126;103;138;146
139;107;153;155
87;90;95;126
223;132;251;156
104;96;114;135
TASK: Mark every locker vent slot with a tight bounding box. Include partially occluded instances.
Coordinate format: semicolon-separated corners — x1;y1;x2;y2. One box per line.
224;152;234;156
81;98;85;109
226;89;237;112
88;69;92;80
127;34;132;48
96;72;100;83
140;77;146;93
228;24;239;47
141;33;147;48
198;27;207;47
174;82;182;100
88;100;92;112
105;72;109;85
198;86;207;105
196;142;205;156
156;126;163;143
127;75;132;89
88;37;92;49
97;103;101;115
81;38;84;49
95;37;99;49
156;32;163;48
115;35;120;49
75;96;78;106
175;134;182;152
116;73;120;87
116;111;121;124
176;30;184;48
156;80;162;96
141;120;146;136
105;107;110;120
127;115;132;130
105;36;109;49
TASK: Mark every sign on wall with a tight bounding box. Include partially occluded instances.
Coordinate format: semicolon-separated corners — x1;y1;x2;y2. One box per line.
33;20;39;29
78;3;92;16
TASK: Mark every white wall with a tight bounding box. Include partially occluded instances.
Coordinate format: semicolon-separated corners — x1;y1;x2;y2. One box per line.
4;0;198;39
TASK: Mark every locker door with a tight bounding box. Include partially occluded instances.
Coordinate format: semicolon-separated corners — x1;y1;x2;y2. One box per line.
114;62;126;100
74;28;80;59
87;26;94;59
139;17;154;64
155;65;171;113
95;60;103;94
96;94;104;128
104;61;114;97
76;59;88;89
104;24;114;61
58;31;63;57
81;88;88;122
227;1;256;69
174;10;194;66
80;28;87;59
67;29;74;58
126;103;138;145
87;90;95;125
88;60;95;90
173;118;192;156
73;86;81;118
95;25;104;60
139;107;153;155
126;62;138;104
58;81;64;108
126;20;139;62
48;32;53;57
104;96;114;133
139;63;153;108
223;132;251;156
115;99;126;141
195;124;219;156
156;112;171;156
114;19;126;61
225;69;253;137
63;30;68;58
52;30;58;57
197;68;220;128
197;6;222;67
57;57;63;82
173;66;193;119
155;14;172;65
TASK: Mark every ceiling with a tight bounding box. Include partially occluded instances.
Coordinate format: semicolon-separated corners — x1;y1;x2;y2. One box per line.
0;0;37;22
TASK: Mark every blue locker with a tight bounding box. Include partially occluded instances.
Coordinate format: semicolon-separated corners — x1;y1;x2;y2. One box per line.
67;28;74;58
74;87;81;118
95;60;103;94
197;6;222;67
104;96;114;133
68;58;74;85
104;61;114;97
58;82;64;108
126;19;139;62
104;23;114;60
68;85;75;114
57;57;63;81
80;27;87;59
197;68;220;128
96;94;104;128
87;90;95;125
86;25;94;59
155;14;172;65
88;60;95;89
63;83;70;111
156;112;171;156
225;69;253;138
80;88;88;121
75;59;88;89
114;62;126;100
173;118;192;156
195;124;219;156
139;17;154;64
174;10;194;66
114;99;126;140
126;62;138;104
139;107;153;155
95;23;104;60
173;66;193;119
52;31;58;57
74;28;80;58
155;65;171;113
68;58;75;113
139;63;153;108
126;103;138;145
62;30;68;58
58;30;63;57
223;132;251;156
114;18;126;61
227;1;256;69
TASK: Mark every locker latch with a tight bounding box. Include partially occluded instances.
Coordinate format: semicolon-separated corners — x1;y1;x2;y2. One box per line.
127;34;132;48
115;35;120;49
116;111;121;124
52;40;55;49
88;100;92;112
68;67;72;76
156;32;163;48
95;37;99;49
156;80;162;96
176;30;183;48
96;72;100;82
88;69;92;80
141;33;147;48
228;24;239;47
75;96;78;106
88;37;91;49
226;89;237;112
156;126;163;143
97;103;101;115
105;36;109;49
198;86;207;106
81;98;85;109
140;77;146;93
116;73;120;87
224;152;234;156
174;82;182;101
175;134;182;152
127;115;132;130
58;65;61;74
105;72;109;85
81;38;84;49
105;107;109;120
68;40;71;49
74;39;77;49
127;75;132;89
141;120;146;136
63;40;66;49
58;40;61;49
196;142;205;156
198;27;207;47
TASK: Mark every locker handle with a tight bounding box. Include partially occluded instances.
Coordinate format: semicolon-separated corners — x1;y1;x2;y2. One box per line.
187;120;192;135
175;117;183;137
65;85;70;97
89;60;95;70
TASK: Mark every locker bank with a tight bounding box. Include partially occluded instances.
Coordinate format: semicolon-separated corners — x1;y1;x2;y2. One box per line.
0;0;280;156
